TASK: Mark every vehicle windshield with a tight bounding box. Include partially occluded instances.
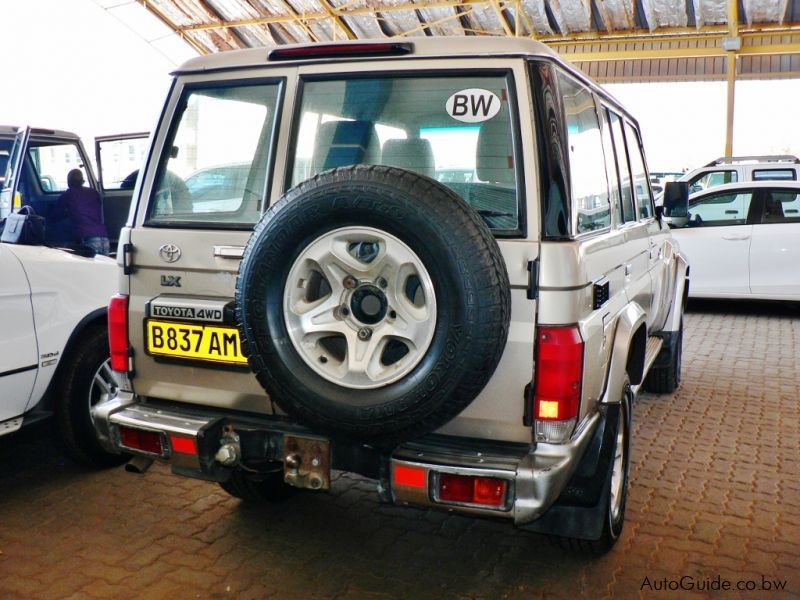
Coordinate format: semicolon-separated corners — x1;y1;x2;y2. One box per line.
290;74;521;234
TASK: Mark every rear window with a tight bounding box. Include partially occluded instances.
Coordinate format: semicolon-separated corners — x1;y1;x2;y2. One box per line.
147;82;282;226
290;74;521;234
752;169;797;181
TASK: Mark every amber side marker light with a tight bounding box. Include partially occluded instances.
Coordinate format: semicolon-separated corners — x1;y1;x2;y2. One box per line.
438;474;507;507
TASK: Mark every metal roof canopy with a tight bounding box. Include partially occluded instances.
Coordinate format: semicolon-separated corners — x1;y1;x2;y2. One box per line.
130;0;800;155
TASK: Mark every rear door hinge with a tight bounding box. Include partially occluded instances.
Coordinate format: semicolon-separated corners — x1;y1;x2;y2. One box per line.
122;243;134;275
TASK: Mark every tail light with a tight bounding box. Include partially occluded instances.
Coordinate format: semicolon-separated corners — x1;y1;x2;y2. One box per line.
118;425;164;456
108;294;130;373
436;474;508;508
533;326;584;443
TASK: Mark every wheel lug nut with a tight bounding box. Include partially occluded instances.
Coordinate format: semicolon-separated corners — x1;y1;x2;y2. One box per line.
343;275;358;289
376;277;388;289
389;310;397;319
357;327;372;341
335;305;350;319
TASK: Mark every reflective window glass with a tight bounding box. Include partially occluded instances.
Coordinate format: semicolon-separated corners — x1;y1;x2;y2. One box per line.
148;82;281;225
559;75;610;234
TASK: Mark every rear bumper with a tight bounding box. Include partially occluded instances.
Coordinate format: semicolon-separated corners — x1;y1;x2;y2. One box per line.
93;391;601;525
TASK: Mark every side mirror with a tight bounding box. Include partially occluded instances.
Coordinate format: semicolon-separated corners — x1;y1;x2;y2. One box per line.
662;181;690;228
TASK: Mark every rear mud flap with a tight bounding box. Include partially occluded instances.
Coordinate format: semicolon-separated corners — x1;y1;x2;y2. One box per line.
519;404;620;541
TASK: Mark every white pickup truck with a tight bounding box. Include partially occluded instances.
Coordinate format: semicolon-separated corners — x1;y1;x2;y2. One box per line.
0;126;147;464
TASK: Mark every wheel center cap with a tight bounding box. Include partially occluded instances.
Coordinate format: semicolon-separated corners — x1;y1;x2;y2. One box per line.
350;285;388;325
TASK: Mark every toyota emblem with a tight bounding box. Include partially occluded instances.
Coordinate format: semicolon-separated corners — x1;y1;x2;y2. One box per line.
159;243;182;263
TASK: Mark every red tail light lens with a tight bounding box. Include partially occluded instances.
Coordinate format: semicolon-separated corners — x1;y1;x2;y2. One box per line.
170;435;198;456
534;326;584;421
118;426;163;455
437;474;507;508
108;294;129;373
393;465;426;489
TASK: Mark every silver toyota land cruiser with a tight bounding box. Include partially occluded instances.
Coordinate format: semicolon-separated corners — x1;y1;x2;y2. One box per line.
94;37;689;554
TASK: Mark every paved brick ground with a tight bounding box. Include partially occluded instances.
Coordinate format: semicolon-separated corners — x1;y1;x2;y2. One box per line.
1;300;798;599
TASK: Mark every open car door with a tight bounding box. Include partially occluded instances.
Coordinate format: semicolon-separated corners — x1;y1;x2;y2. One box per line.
95;132;150;251
0;126;30;219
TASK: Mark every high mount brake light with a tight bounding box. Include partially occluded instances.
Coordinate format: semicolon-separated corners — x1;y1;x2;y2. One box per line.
108;294;130;373
269;42;413;61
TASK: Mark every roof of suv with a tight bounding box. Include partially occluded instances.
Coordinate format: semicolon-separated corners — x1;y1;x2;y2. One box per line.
0;125;81;141
173;37;633;125
690;180;800;198
176;37;560;73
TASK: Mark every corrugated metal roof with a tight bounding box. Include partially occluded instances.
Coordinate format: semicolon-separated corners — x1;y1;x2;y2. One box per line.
123;0;800;81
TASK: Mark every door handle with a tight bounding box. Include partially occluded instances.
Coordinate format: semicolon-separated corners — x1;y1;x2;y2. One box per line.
721;234;750;241
624;263;632;276
213;245;245;258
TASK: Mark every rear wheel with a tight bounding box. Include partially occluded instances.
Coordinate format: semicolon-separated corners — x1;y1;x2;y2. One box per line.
550;381;631;555
589;390;631;555
219;469;293;503
55;323;128;468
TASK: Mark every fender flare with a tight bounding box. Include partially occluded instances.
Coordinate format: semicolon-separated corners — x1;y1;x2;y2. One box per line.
37;307;107;412
663;251;689;334
600;303;646;404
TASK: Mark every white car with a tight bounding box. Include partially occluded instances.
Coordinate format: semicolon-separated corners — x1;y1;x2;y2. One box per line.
669;181;800;299
0;241;123;466
681;155;799;194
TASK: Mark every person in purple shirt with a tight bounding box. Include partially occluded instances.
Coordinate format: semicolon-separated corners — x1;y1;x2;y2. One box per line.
51;169;110;255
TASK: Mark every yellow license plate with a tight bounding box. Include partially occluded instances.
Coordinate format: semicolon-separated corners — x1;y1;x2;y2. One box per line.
145;320;247;365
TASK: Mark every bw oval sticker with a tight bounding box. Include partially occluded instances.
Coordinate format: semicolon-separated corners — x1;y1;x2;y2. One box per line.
446;88;502;123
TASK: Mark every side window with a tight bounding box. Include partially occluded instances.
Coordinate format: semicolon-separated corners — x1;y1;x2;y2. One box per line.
623;123;653;219
688;170;737;193
753;169;796;181
148;82;282;225
558;75;610;234
762;190;800;223
599;108;622;225
608;112;636;223
97;137;150;190
27;143;89;193
685;191;753;227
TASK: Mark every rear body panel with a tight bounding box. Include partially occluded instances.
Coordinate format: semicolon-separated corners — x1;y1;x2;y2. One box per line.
125;57;540;443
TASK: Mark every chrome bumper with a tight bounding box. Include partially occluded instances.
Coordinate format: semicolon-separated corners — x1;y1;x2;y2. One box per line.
93;392;601;525
391;412;600;525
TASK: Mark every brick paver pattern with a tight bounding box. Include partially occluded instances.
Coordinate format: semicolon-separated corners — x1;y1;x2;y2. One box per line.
0;300;798;599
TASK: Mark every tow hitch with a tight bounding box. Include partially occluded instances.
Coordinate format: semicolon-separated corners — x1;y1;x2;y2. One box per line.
283;434;331;490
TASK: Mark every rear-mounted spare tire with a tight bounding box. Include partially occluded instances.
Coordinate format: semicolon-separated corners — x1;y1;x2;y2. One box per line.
236;165;510;446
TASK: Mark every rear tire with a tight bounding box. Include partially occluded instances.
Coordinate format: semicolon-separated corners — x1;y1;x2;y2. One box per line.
219;469;293;503
587;388;631;555
644;318;683;394
55;323;128;468
549;380;631;556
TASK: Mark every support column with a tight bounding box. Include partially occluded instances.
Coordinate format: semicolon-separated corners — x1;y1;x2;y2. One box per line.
724;0;739;157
